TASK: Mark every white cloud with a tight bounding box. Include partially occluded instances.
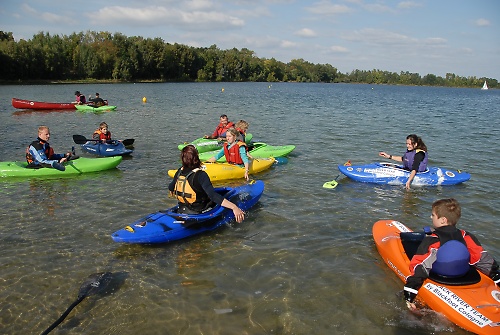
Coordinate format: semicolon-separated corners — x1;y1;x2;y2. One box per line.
295;28;317;37
88;5;244;30
281;40;298;48
306;1;352;15
342;28;415;45
21;3;74;25
330;45;348;53
397;1;422;9
475;18;490;26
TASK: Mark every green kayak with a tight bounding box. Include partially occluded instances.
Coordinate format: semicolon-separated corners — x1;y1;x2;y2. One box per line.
198;142;296;162
178;133;253;153
0;156;122;178
75;105;117;112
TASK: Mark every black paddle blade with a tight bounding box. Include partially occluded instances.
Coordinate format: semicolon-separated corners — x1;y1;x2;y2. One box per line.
72;134;89;144
78;272;113;299
41;272;114;335
122;138;135;146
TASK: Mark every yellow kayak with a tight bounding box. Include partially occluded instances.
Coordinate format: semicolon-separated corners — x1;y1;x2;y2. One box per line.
168;158;275;181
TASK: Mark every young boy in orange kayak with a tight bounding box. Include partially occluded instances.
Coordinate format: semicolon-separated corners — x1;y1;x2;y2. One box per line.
404;198;500;310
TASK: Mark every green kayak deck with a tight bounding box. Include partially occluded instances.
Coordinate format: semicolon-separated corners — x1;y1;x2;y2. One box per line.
0;156;122;178
75;105;117;112
198;142;295;162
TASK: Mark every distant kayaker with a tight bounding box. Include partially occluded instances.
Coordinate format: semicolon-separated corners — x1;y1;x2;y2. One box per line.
88;92;107;107
73;91;86;105
379;134;428;189
92;122;113;143
204;114;234;140
207;128;250;181
403;198;500;311
168;145;245;222
26;126;73;171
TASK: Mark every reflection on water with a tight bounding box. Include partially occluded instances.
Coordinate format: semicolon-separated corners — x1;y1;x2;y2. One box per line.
0;83;498;334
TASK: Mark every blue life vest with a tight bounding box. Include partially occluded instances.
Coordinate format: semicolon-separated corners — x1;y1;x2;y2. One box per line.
403;149;428;172
431;240;470;277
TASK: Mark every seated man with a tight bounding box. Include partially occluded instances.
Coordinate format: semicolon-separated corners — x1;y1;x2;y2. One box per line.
88;92;106;107
26;126;72;171
204;114;234;140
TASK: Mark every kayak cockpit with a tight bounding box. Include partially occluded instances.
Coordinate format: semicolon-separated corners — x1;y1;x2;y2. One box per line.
400;231;481;286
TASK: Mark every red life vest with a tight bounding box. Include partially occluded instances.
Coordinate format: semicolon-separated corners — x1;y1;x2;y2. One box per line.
93;129;112;141
214;121;234;137
223;141;247;165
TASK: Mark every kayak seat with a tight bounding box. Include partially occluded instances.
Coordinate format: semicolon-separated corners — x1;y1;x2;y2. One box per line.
400;232;425;259
429;267;481;286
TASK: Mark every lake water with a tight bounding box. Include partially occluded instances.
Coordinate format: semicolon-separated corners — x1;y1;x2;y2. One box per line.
0;83;499;335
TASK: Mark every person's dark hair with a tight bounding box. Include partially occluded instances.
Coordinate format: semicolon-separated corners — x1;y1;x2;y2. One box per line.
75;91;80;95
181;145;201;170
407;134;428;152
220;114;228;119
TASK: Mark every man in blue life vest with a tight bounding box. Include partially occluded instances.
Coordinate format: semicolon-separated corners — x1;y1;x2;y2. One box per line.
26;126;73;171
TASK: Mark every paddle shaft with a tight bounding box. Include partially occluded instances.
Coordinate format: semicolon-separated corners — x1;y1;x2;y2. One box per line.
73;135;134;146
40;296;84;335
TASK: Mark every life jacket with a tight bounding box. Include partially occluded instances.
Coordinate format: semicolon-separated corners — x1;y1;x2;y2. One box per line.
93;129;112;141
26;139;54;164
77;95;86;104
172;168;213;214
403;149;428;172
215;121;234;138
223;141;247;165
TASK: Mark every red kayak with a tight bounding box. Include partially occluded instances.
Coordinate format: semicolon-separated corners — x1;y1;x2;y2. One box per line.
12;98;76;110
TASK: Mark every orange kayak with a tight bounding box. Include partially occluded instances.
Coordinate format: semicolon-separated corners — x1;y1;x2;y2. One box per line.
372;220;500;334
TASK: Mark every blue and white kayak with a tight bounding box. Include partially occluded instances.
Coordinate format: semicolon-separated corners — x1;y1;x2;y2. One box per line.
80;141;133;157
338;162;470;186
111;180;264;244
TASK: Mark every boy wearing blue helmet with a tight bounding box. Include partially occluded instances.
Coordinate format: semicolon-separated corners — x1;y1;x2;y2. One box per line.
404;198;500;310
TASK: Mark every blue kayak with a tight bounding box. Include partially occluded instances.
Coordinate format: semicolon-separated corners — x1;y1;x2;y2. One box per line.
80;141;133;157
338;162;470;186
111;180;265;244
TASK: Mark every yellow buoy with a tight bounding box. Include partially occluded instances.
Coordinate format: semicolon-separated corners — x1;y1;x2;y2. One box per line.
221;88;224;92
142;96;147;102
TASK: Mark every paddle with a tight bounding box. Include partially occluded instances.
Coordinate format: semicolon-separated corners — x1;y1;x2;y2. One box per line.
72;135;135;146
40;272;113;335
323;160;351;189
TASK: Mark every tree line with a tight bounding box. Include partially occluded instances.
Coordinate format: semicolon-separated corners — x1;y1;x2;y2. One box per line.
0;30;496;88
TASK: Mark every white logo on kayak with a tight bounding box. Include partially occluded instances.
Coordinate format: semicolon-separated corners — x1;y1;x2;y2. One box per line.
424;283;492;327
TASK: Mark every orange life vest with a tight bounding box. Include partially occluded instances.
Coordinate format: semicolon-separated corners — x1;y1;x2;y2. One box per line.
93;129;112;141
173;168;200;205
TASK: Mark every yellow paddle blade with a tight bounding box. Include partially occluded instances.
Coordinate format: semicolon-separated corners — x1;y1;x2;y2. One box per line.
322;180;338;189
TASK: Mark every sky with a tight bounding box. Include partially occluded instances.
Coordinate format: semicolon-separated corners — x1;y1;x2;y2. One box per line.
1;0;499;80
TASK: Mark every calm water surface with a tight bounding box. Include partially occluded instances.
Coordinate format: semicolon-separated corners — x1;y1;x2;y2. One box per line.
0;83;499;335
